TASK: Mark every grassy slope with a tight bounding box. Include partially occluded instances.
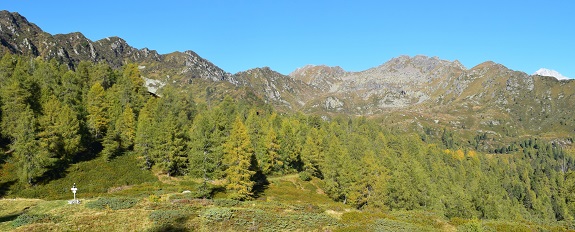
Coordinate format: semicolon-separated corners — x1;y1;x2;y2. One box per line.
0;154;572;231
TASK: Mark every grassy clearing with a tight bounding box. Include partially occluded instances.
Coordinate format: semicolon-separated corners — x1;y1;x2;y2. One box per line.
1;153;158;200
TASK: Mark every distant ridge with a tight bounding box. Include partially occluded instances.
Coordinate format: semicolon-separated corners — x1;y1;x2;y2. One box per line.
533;68;570;80
2;10;575;140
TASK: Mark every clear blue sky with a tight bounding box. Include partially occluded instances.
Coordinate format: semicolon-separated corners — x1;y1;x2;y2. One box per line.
3;1;574;78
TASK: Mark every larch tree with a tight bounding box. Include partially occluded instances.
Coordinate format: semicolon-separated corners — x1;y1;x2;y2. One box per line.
321;135;346;202
188;112;218;179
278;118;302;172
86;82;109;139
153;112;188;176
37;95;81;162
135;98;156;169
223;117;256;200
117;105;136;150
300;127;324;180
1;80;32;137
12;107;46;185
260;125;281;175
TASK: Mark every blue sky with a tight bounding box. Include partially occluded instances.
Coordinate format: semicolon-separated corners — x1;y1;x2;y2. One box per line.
3;1;574;78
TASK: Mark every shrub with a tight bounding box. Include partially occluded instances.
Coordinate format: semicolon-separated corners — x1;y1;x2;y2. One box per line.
149;194;161;203
214;198;240;207
149;210;190;225
457;220;489;232
201;207;233;222
12;213;59;227
86;197;139;210
146;224;188;232
299;171;312;181
374;218;435;232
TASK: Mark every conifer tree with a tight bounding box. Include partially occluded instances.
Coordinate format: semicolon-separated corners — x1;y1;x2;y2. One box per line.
362;149;388;209
12;107;46;185
189;112;223;180
0;52;16;81
57;71;84;109
278;118;302;172
37;95;81;161
300;127;324;179
86;82;108;138
322;136;346;201
117;105;136;150
260;125;281;175
90;61;116;89
1;80;32;136
135;99;156;169
223;117;255;200
153;112;188;176
101;127;121;161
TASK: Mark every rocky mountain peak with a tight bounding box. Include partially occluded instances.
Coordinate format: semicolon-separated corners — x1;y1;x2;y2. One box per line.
0;10;39;33
289;65;345;91
0;10;45;56
533;68;569;80
471;61;498;70
381;55;466;72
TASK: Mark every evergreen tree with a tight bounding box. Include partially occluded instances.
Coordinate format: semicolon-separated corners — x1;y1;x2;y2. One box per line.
362;149;388;209
322;136;346;201
57;71;84;110
134;99;156;169
300;127;324;179
12;107;46;185
0;52;16;81
1;80;32;136
260;125;281;175
37;95;81;161
189;112;218;181
86;82;108;138
101;126;121;161
223;117;255;200
117;105;136;150
153;112;188;176
278;118;302;172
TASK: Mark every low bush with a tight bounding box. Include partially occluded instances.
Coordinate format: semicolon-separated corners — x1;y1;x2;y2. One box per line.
146;224;188;232
149;210;190;225
299;171;312;181
85;197;139;210
214;198;240;207
201;207;233;222
12;213;59;227
374;218;435;232
168;189;212;201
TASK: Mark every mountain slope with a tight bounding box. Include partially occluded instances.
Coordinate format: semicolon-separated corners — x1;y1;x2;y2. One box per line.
1;10;575;145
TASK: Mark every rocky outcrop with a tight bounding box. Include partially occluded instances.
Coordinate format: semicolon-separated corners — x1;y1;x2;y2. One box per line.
232;67;313;108
289;65;345;92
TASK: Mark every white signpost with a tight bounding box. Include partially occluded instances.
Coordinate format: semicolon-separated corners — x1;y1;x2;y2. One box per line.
69;183;80;204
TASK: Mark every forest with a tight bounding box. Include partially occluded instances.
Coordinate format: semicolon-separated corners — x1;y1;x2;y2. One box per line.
1;52;575;225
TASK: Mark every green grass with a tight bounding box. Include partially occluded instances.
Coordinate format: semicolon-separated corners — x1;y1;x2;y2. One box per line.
2;152;158;200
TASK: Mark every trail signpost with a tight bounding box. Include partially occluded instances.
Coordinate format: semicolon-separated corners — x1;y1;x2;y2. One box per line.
69;183;80;204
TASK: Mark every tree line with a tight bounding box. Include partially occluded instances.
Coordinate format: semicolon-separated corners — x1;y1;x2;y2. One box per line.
2;53;575;222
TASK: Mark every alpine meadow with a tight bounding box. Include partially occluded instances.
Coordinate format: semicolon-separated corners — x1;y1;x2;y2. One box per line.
1;9;575;231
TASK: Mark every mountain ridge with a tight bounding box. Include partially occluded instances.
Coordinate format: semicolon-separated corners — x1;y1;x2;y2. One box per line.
1;10;575;145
